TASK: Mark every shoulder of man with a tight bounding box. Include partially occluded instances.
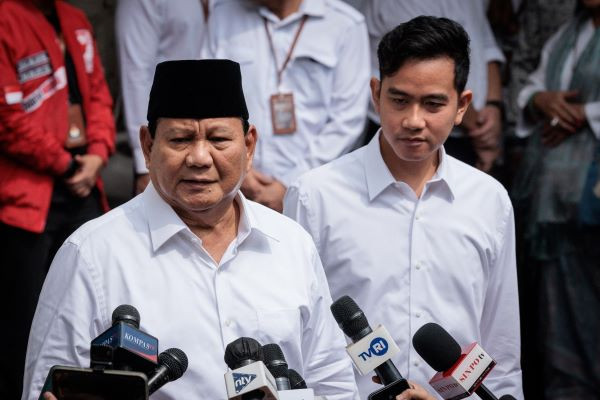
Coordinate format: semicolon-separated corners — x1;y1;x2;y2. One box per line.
323;0;365;24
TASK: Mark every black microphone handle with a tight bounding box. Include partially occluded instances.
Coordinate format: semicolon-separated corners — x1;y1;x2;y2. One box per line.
475;384;498;400
241;389;266;400
374;359;402;385
147;365;170;395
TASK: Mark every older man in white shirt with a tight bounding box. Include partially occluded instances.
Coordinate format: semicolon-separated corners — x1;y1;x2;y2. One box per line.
203;0;370;212
24;60;358;400
285;17;523;400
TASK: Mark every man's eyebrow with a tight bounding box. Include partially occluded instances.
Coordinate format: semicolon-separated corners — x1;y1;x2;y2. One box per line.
387;88;411;97
423;94;449;102
163;127;196;136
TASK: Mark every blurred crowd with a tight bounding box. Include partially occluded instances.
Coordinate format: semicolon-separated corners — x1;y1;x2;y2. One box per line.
1;0;598;399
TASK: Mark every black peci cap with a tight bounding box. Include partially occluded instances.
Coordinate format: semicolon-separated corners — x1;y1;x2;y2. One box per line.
147;59;249;123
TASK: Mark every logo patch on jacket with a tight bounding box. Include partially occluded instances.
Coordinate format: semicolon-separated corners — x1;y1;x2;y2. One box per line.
75;29;94;73
17;51;52;83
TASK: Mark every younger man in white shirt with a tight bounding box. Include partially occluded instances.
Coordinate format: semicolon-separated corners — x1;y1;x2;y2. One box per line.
285;16;523;400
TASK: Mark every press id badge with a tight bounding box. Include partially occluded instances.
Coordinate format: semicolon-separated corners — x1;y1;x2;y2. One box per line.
270;92;297;135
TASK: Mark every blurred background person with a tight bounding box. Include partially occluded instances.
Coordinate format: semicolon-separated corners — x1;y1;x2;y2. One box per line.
204;0;370;212
116;0;211;195
512;0;600;398
0;0;115;397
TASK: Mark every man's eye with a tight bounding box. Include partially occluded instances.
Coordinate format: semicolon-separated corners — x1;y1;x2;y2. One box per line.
392;98;407;105
170;137;191;143
425;102;444;109
210;137;229;142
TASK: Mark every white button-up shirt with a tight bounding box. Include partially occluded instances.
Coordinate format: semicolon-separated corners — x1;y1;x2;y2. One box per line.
203;0;370;185
116;0;211;173
516;18;600;139
22;184;358;400
284;132;523;400
363;0;505;123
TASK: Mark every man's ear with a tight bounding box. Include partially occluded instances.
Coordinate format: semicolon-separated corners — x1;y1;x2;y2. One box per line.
454;89;473;126
244;124;258;173
140;125;153;170
370;77;382;115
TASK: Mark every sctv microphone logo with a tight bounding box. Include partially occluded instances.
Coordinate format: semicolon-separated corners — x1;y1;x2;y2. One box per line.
233;372;256;393
358;337;389;361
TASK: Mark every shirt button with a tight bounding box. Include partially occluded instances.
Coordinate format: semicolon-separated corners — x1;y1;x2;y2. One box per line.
415;262;421;270
415;312;421;318
413;361;420;367
225;319;232;327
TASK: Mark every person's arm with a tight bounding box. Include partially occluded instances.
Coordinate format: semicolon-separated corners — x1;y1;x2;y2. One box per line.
22;242;105;400
301;246;359;400
0;23;71;175
478;196;524;400
65;19;115;197
115;0;162;190
280;20;370;186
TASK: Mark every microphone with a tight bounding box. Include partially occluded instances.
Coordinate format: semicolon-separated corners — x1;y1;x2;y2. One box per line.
330;295;410;399
147;348;188;395
413;323;498;400
263;343;291;391
223;337;279;400
90;305;159;375
288;369;307;390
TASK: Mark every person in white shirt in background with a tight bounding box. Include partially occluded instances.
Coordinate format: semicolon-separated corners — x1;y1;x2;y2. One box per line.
25;60;358;400
116;0;212;195
361;0;505;173
285;16;523;400
203;0;370;212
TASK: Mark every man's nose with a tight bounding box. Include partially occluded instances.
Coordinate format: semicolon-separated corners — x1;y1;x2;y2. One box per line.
402;105;426;130
185;141;213;168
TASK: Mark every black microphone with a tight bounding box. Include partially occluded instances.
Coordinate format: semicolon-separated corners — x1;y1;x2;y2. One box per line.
288;369;307;390
90;305;159;375
330;296;410;396
413;323;498;400
224;337;278;400
262;343;291;391
499;396;516;400
147;348;188;395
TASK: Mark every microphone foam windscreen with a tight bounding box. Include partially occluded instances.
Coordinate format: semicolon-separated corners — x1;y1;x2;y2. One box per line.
111;304;140;328
412;323;462;372
159;348;189;381
330;295;370;338
224;337;263;369
288;369;307;389
499;396;517;400
262;344;289;379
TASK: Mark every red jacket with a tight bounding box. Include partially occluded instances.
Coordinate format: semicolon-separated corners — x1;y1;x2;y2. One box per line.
0;0;115;233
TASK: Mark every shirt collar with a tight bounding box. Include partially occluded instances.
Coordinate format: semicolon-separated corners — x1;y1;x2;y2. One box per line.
258;0;325;24
363;130;456;202
142;183;278;252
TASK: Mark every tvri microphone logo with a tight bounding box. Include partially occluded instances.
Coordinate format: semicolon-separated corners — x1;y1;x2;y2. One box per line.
233;372;257;393
358;337;389;361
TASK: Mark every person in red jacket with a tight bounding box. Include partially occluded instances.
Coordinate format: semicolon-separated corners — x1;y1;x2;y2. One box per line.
0;0;115;397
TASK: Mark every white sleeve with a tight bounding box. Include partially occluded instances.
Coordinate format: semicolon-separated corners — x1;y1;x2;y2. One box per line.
515;26;566;138
21;242;106;400
280;21;370;186
301;247;359;400
478;198;524;400
584;101;600;140
115;0;163;174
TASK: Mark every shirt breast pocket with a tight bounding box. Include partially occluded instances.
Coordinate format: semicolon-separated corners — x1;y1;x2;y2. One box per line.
288;50;337;108
256;308;303;359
